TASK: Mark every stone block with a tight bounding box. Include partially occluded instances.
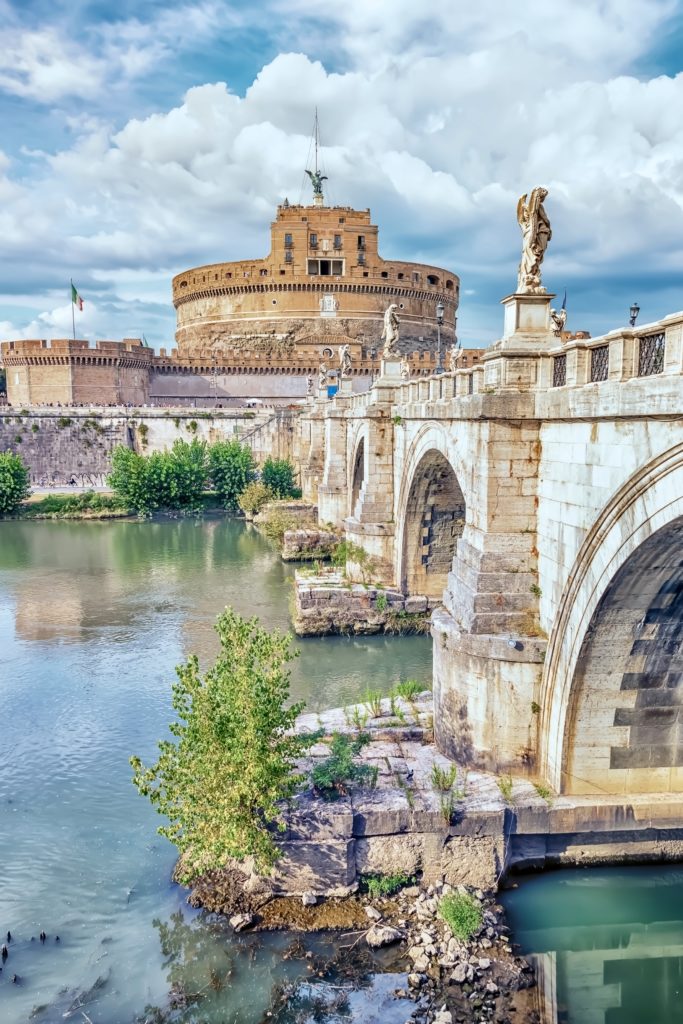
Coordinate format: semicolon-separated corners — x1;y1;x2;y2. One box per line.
352;789;412;835
272;839;356;894
355;832;445;877
440;835;502;888
405;595;428;613
284;793;353;841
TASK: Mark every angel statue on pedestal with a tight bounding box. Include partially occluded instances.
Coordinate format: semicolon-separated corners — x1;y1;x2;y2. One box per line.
318;361;328;391
339;344;352;378
517;187;552;294
381;303;400;357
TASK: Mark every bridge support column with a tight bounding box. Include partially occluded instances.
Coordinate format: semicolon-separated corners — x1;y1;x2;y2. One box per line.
317;400;349;527
298;400;326;503
345;412;397;583
432;417;547;772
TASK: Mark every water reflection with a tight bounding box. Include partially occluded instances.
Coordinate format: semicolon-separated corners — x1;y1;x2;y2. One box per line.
503;866;683;1024
0;517;431;1023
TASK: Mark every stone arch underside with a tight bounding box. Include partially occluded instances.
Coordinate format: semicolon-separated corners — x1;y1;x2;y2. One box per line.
563;516;683;795
351;437;365;518
400;449;466;598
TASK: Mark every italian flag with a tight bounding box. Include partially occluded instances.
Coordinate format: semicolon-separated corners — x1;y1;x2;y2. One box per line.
71;282;84;310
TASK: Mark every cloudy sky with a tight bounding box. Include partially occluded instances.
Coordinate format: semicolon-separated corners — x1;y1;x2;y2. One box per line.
1;0;682;349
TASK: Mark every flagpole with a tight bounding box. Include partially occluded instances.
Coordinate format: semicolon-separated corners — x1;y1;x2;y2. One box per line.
70;279;76;341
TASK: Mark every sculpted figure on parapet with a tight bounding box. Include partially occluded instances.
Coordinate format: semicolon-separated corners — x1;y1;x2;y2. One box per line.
400;358;410;380
339;344;352;378
381;303;400;357
517;186;552;294
318;361;328;390
449;344;462;373
550;307;567;337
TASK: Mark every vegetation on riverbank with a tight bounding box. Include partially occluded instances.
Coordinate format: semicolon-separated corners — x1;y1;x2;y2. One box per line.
19;491;131;519
108;440;300;516
131;609;318;880
0;450;30;514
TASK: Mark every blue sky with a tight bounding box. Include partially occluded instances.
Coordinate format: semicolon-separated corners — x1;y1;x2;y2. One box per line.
0;0;682;349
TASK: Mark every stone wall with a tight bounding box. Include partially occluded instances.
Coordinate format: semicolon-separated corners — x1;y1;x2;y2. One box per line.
293;568;434;636
0;407;302;485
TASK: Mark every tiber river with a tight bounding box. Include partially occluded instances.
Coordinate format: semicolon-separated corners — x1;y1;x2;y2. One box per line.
1;517;683;1023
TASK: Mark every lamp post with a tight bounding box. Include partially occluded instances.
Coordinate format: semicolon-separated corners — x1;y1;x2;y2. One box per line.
435;300;445;374
629;302;640;328
370;346;377;384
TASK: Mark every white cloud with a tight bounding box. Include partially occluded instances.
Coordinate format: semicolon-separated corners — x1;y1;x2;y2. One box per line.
0;0;682;345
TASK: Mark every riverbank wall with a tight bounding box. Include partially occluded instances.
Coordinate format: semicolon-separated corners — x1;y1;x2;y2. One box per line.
293;567;434;635
192;694;683;909
0;407;302;485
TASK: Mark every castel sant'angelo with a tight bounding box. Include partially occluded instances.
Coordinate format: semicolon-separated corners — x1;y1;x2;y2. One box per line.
1;169;480;408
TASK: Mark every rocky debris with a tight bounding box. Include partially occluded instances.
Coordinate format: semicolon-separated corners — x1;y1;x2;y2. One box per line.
228;913;253;932
301;892;318;906
365;905;383;921
365;924;404;948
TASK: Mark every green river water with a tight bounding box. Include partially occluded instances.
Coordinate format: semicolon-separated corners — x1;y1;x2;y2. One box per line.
1;516;682;1023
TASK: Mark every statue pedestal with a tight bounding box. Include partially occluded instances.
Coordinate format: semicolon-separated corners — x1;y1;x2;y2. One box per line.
338;378;353;394
380;357;403;379
317;387;329;400
500;292;555;348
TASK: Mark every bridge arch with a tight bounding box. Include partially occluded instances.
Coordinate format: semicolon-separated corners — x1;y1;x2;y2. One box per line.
397;427;467;597
540;443;683;794
347;422;369;520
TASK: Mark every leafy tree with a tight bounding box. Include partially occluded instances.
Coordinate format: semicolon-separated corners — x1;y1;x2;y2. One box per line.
0;451;30;514
131;609;314;879
166;439;207;510
261;457;300;499
208;440;256;509
237;480;274;517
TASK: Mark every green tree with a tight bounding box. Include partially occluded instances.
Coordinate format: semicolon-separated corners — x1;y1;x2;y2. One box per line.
208;440;256;509
0;451;30;514
167;439;207;510
261;457;300;499
131;609;312;879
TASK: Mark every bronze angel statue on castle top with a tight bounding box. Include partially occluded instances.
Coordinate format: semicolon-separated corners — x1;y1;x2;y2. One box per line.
516;187;552;294
306;169;328;196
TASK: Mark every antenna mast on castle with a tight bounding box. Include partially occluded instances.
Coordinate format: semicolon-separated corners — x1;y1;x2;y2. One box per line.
305;108;327;207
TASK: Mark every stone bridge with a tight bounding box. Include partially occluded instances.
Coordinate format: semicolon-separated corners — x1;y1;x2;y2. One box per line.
300;292;683;800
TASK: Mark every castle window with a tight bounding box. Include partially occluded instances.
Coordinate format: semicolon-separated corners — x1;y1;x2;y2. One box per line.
334;234;342;249
308;258;344;276
358;251;366;266
363;271;368;277
310;233;318;249
446;279;454;290
338;217;345;223
285;251;293;263
397;272;404;280
381;271;388;278
427;274;439;285
179;281;187;288
284;233;293;247
225;272;232;278
357;235;365;249
260;269;268;276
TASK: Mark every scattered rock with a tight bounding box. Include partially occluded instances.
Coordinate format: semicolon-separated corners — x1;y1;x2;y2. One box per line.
365;906;383;922
450;962;468;984
301;892;318;906
228;913;253;932
407;972;425;989
365;924;404;949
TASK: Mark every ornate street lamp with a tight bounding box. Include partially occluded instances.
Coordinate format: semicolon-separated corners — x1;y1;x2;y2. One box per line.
369;346;377;384
629;302;640;328
435;300;445;374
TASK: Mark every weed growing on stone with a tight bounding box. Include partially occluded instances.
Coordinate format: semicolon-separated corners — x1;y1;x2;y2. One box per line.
350;705;369;731
533;782;553;803
362;873;413;897
311;732;378;799
363;689;383;718
392;679;425;700
431;763;459;792
375;591;388;613
439;892;483;941
497;773;514;804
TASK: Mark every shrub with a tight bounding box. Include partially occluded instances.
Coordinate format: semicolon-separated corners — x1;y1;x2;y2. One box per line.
362;873;413;898
439;892;483;940
108;439;207;515
208;440;256;510
131;610;315;880
375;591;388;613
311;732;378;799
258;507;299;544
238;480;274;518
57;416;72;428
0;451;30;513
261;457;299;498
363;689;383;718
